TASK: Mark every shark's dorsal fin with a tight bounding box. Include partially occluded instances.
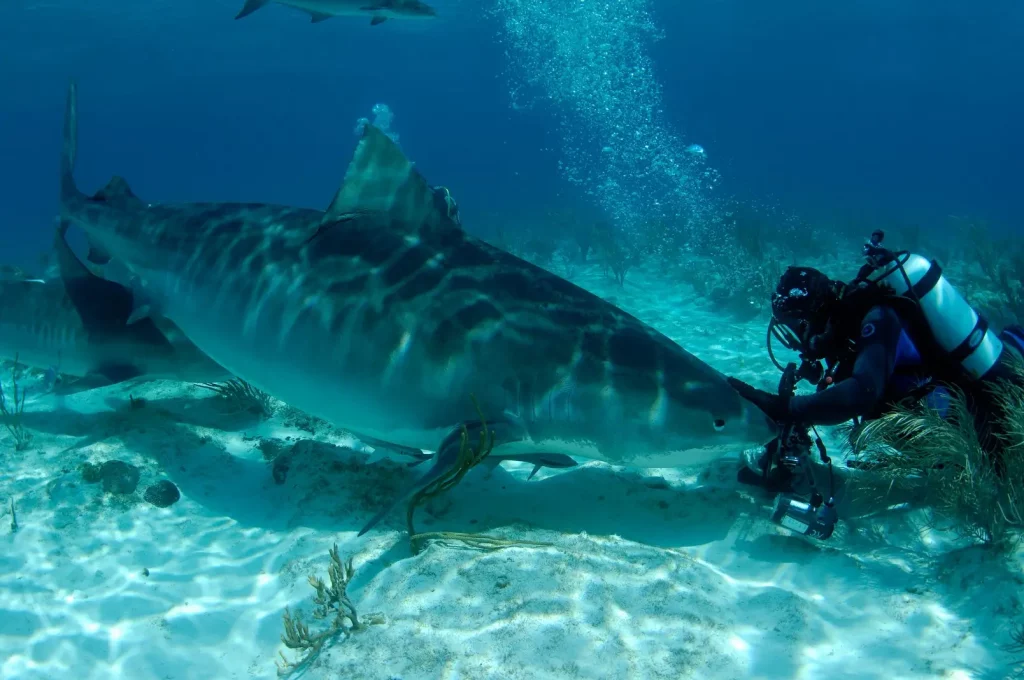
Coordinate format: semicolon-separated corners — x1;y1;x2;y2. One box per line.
322;124;450;233
92;175;141;204
308;10;332;22
370;15;387;25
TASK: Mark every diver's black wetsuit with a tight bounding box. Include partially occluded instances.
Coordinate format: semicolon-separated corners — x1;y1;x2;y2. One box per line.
789;305;919;426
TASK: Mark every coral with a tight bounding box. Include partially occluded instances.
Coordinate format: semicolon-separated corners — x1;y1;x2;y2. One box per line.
197;378;275;418
0;355;30;451
1011;621;1024;677
594;221;647;288
275;544;381;677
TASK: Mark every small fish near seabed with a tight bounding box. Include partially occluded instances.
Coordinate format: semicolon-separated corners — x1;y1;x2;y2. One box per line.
57;82;775;536
235;0;438;25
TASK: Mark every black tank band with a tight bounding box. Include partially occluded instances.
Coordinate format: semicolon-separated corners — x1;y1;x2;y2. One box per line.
950;315;989;363
909;260;942;300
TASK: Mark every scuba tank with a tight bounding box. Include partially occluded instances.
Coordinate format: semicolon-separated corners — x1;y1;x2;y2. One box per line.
859;230;1004;381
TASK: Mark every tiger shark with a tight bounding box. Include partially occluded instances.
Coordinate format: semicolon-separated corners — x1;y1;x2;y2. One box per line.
234;0;437;25
0;222;230;394
57;82;775;534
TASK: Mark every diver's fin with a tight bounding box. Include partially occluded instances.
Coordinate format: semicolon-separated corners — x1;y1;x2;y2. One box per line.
308;10;331;22
370;15;387;25
319;124;449;233
235;0;270;19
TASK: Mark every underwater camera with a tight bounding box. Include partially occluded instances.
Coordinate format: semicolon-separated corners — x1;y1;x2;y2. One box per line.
766;418;838;541
772;494;838;540
744;362;839;540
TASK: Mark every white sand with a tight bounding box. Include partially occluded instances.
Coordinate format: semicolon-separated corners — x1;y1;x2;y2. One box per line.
2;263;1022;680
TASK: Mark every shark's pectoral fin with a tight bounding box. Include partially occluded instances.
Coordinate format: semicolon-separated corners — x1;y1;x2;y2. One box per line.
53;375;112;396
480;457;503;478
125;276;159;325
56;221;148;331
53;363;144;395
370;15;387;25
308;10;332;22
94;362;145;383
235;0;270;19
357;440;464;536
357;416;530;537
126;303;152;325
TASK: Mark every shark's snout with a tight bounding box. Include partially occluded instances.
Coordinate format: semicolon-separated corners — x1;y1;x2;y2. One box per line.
741;399;779;445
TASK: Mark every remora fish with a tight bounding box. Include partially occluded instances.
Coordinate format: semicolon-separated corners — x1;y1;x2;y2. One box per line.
234;0;437;25
355;431;580;480
57;83;775;533
0;220;229;394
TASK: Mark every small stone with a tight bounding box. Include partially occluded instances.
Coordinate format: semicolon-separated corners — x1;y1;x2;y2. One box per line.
143;480;181;508
99;461;141;495
272;455;291;484
81;462;102;484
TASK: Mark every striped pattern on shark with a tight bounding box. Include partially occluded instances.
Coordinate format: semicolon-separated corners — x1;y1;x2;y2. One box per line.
57;82;775;534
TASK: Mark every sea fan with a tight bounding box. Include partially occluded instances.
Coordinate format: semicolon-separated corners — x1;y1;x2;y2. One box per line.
197;378;276;419
851;359;1024;550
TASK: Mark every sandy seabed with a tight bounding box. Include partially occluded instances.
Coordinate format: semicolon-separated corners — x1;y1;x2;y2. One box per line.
2;263;1022;680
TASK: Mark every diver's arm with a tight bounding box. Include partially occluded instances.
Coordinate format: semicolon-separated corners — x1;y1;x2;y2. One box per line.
788;306;900;426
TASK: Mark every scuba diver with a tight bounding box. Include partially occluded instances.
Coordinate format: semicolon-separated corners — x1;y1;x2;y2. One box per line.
432;185;461;227
726;230;1024;540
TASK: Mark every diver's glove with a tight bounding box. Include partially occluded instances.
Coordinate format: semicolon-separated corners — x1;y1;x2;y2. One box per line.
726;377;790;423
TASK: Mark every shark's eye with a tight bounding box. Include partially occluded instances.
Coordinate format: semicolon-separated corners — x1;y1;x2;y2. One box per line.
713;419;726;432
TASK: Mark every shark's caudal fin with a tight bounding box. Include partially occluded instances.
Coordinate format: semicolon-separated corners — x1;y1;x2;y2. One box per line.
60;81;81;205
235;0;270;19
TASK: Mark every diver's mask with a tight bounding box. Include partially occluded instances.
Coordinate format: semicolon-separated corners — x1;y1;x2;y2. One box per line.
768;266;845;372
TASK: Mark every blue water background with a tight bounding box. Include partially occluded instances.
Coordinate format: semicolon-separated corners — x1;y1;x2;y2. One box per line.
1;0;1021;268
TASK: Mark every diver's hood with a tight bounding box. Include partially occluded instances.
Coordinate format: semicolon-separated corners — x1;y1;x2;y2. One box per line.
771;266;842;334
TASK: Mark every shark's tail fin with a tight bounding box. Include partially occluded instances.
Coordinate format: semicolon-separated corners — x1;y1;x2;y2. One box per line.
60;81;80;205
